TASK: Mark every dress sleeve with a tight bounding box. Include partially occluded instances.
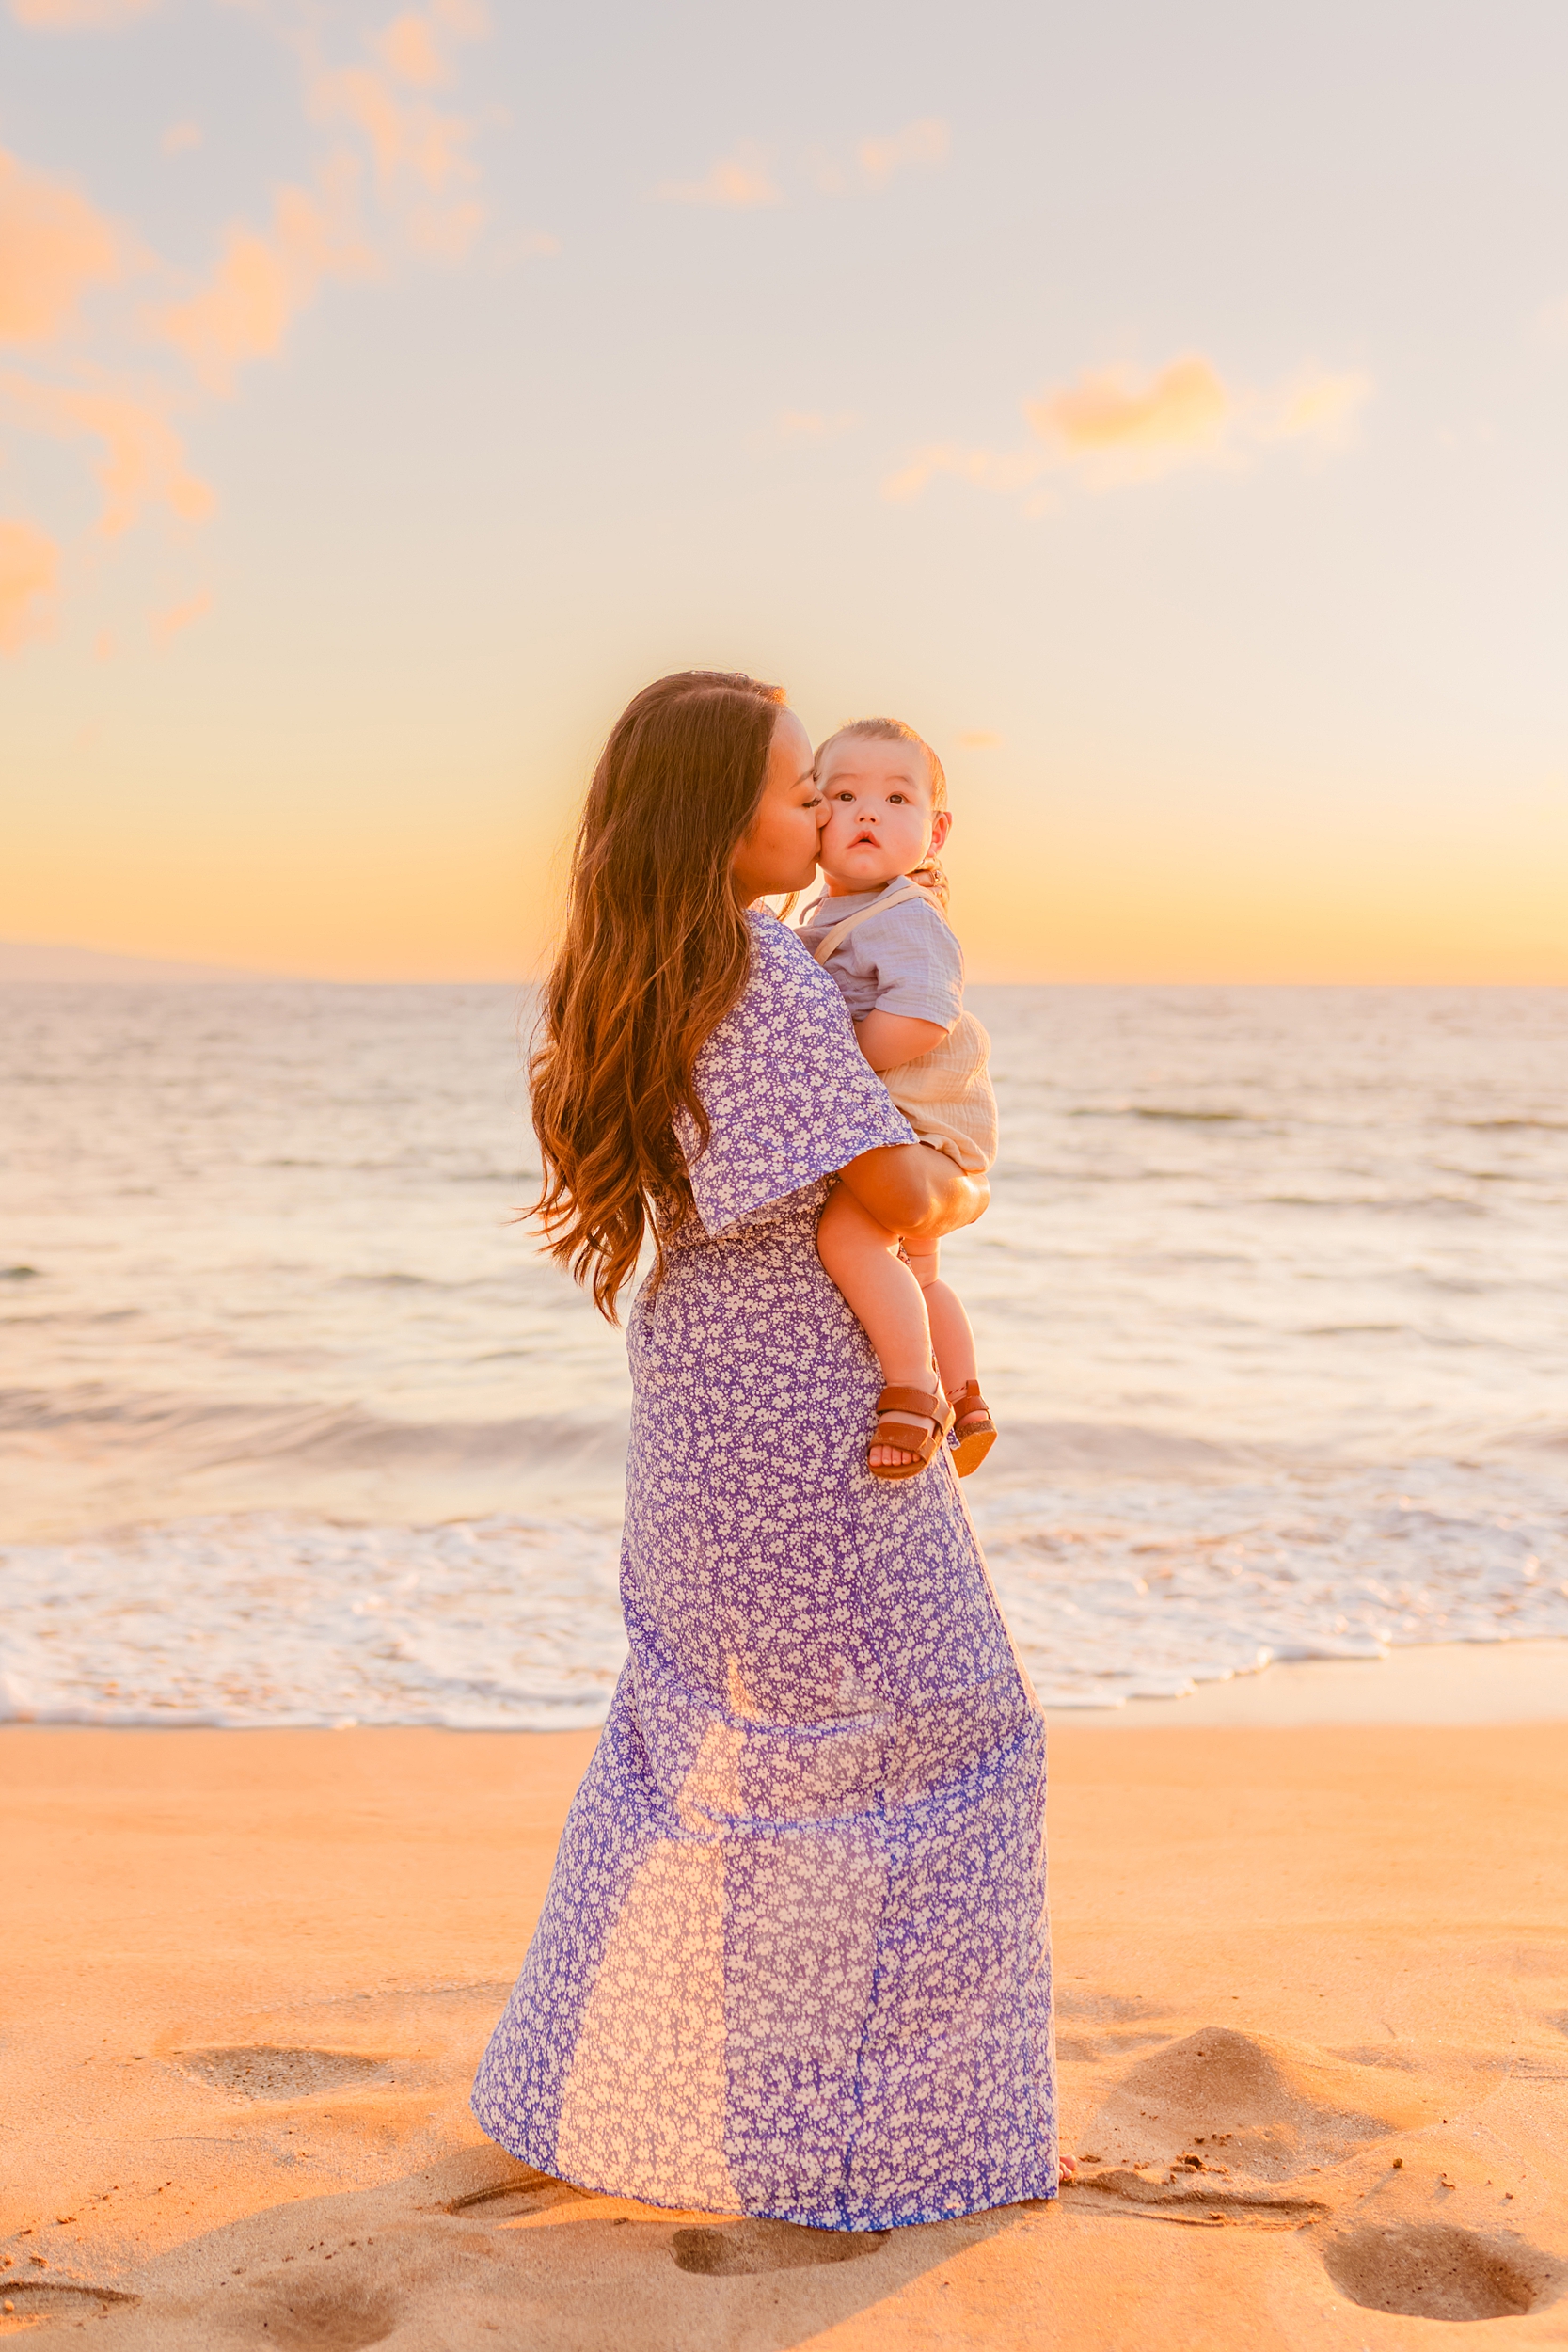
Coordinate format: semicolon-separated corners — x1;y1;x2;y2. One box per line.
677;912;918;1236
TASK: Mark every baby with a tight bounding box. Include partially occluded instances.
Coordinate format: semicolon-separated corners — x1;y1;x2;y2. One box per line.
799;718;999;1482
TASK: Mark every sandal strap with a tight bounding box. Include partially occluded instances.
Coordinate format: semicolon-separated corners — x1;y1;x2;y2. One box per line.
871;1418;941;1464
875;1385;945;1422
948;1381;990;1419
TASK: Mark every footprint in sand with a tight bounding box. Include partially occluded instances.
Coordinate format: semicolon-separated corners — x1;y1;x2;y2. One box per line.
0;2280;139;2321
1322;2222;1568;2321
1054;1989;1176;2067
444;2171;589;2221
1070;2026;1448;2220
443;2173;890;2273
243;2275;400;2351
176;2047;390;2099
671;2220;890;2275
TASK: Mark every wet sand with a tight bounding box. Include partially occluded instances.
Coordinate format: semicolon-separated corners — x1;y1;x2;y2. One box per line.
4;1716;1567;2347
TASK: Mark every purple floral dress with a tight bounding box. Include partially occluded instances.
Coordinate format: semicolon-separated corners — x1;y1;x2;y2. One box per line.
472;912;1056;2230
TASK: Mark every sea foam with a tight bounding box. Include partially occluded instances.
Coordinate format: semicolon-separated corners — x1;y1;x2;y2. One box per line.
3;1455;1563;1726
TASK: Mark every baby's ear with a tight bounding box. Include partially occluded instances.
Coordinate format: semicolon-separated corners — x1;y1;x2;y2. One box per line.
928;808;953;853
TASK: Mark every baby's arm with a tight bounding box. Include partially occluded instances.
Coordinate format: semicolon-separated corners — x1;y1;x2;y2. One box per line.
854;1009;949;1072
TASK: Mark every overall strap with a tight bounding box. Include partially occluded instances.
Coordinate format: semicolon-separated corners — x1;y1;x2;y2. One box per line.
800;877;930;964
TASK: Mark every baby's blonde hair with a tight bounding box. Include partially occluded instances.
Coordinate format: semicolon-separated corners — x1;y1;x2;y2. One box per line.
815;716;947;809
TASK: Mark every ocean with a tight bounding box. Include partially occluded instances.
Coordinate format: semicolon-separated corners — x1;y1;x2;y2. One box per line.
4;979;1567;1725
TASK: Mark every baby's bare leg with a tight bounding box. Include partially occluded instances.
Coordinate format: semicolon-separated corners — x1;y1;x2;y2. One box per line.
816;1184;939;1467
904;1243;982;1423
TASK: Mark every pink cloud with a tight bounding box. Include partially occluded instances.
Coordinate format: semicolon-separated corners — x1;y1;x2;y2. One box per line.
375;11;448;88
1;372;213;533
882;441;1043;503
156;165;375;393
0;148;122;344
1028;355;1230;471
886;353;1373;507
657;146;782;209
9;0;161;24
150;585;212;644
2;0;494;647
858;118;949;190
0;515;57;650
305;19;488;259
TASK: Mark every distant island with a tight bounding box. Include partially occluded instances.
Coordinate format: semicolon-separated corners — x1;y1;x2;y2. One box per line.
0;940;300;983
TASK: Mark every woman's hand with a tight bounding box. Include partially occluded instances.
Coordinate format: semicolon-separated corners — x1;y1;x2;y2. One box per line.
836;1143;989;1245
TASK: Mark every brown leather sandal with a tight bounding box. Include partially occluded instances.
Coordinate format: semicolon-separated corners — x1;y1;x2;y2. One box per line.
947;1381;997;1478
867;1385;955;1483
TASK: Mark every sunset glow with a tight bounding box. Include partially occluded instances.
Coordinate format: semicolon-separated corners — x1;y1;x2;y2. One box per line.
3;2;1565;982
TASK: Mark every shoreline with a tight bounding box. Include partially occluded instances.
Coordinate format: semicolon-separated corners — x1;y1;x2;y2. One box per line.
4;1630;1565;1740
1042;1633;1568;1727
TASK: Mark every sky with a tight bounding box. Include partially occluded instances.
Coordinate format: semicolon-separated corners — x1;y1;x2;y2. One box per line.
3;0;1566;983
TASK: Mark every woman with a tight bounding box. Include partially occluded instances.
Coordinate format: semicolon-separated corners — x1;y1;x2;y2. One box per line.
472;671;1058;2229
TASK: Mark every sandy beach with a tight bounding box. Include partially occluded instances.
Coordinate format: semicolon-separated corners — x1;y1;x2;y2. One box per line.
5;1708;1567;2347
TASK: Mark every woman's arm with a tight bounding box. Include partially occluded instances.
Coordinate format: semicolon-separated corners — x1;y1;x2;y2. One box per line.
836;1142;989;1244
854;1009;950;1073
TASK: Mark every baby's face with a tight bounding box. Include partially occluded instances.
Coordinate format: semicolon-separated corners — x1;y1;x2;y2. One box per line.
816;739;947;890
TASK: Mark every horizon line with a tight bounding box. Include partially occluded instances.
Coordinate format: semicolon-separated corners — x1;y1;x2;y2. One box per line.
3;940;1565;992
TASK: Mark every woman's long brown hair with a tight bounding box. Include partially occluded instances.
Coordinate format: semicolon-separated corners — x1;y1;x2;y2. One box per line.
530;669;786;1318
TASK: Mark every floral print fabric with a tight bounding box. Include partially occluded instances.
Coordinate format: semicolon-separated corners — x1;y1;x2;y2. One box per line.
471;913;1057;2229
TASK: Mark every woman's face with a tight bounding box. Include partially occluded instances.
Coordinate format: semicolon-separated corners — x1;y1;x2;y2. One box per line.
730;709;826;903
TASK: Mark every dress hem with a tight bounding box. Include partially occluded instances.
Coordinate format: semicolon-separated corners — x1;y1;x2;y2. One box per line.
468;2099;1058;2233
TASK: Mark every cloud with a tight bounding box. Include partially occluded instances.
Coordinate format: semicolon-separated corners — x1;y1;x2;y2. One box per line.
1254;367;1371;446
2;2;494;650
882;441;1044;503
958;731;1003;749
307;23;487;258
774;408;858;440
150;585;212;644
157;164;375;392
1026;355;1370;482
0;149;122;343
657;145;782;208
317;68;470;191
0;516;58;649
375;10;449;87
1027;354;1229;472
1;372;213;532
886;352;1372;506
859;118;949;190
9;0;161;24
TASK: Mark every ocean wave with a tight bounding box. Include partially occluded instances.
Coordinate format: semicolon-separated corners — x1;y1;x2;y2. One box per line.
1069;1106;1251;1124
11;1381;1568;1496
2;1457;1563;1728
0;1511;627;1731
0;1385;630;1476
970;1458;1568;1707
